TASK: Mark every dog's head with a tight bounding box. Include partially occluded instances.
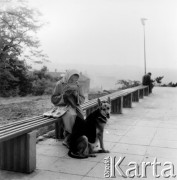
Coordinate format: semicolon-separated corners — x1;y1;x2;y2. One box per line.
98;97;111;119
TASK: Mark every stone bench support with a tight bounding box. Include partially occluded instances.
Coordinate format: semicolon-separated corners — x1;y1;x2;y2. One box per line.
0;131;36;173
123;93;132;108
111;97;123;114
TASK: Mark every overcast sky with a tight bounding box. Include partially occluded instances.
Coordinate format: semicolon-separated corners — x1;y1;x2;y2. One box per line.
2;0;177;87
24;0;177;72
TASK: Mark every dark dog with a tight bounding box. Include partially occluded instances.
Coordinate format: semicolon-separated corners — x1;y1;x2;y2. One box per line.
68;97;111;158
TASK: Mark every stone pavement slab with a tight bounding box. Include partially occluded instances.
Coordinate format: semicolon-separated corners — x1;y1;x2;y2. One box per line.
1;87;177;180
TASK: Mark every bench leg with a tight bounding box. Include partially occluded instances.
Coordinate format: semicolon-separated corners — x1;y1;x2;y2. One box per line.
144;87;149;96
132;90;139;102
139;89;144;99
0;131;36;173
123;93;132;108
111;97;123;114
55;118;64;140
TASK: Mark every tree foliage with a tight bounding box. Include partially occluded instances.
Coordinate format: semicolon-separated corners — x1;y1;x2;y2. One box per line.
0;57;32;96
0;5;48;62
0;4;48;96
116;80;141;89
31;66;61;96
154;76;164;84
161;82;177;87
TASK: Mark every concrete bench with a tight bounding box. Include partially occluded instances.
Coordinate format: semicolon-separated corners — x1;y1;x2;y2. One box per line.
82;85;148;115
0;85;148;173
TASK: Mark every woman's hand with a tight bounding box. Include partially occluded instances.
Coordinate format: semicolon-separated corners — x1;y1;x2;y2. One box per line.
73;90;78;97
64;83;79;92
63;85;69;92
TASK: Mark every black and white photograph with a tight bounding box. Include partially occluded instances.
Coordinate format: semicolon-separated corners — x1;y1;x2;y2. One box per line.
0;0;177;179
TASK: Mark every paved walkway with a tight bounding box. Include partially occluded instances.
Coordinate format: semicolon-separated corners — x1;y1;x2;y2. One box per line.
1;87;177;180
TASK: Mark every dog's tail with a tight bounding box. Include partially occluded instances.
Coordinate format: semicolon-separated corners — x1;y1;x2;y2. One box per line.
68;150;89;159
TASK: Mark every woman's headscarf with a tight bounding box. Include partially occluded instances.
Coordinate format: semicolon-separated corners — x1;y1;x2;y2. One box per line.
61;69;80;84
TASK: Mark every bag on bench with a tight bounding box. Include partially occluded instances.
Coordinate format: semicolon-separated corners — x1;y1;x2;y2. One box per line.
43;106;68;118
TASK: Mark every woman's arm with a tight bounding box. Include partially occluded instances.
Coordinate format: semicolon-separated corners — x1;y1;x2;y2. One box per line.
51;82;65;106
63;82;85;105
78;85;85;105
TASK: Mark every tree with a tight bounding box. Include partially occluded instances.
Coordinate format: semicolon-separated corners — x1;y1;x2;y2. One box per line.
31;66;56;96
0;5;48;62
116;80;141;89
154;76;164;85
0;4;48;96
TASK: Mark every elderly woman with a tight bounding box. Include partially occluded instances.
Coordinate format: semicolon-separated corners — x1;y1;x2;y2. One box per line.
51;69;85;147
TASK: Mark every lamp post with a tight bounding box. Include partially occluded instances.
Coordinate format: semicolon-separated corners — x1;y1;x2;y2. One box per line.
141;18;148;75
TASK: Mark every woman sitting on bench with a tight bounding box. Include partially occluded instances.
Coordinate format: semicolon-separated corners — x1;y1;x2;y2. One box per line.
51;69;85;147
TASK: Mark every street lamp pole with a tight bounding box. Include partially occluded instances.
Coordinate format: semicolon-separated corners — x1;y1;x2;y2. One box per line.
141;18;148;75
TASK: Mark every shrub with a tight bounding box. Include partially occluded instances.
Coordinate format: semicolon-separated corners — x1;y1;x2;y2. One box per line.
29;66;59;96
32;78;47;96
44;86;54;95
116;80;141;90
0;64;61;97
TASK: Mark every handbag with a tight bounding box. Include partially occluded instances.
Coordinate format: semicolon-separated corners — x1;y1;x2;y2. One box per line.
43;106;68;118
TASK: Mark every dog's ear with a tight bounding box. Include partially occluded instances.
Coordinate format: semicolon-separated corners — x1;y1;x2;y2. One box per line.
107;97;111;104
98;98;102;107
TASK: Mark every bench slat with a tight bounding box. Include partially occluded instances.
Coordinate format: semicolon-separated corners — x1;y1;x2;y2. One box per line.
0;115;44;130
0;117;51;135
0;117;57;142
